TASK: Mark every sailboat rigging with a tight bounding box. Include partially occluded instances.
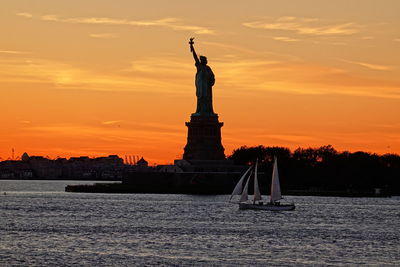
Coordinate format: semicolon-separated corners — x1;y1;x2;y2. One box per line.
230;157;295;211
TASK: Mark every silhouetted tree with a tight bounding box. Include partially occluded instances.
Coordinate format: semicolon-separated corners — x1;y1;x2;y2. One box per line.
228;144;400;195
228;145;266;165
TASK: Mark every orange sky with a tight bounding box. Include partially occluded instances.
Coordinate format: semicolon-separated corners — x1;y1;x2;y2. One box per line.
1;1;400;164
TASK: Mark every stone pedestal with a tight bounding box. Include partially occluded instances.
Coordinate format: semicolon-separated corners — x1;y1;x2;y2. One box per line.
183;114;226;160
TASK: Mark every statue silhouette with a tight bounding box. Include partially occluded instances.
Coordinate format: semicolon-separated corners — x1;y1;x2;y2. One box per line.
189;38;215;115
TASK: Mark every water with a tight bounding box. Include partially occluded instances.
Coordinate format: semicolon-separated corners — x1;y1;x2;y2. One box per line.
1;180;399;266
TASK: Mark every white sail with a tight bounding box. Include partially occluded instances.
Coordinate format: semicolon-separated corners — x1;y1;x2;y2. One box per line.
253;160;262;202
229;165;253;201
239;171;252;203
270;157;282;203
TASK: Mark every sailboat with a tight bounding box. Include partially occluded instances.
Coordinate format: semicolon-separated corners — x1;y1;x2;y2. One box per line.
230;157;295;211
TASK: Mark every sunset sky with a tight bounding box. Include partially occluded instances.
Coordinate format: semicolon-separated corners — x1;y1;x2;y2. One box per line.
1;0;399;164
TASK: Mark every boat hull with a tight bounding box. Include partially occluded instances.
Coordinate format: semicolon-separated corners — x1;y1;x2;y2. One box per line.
239;202;295;211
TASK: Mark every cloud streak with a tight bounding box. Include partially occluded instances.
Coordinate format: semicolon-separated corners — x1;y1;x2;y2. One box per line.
212;56;400;99
0;50;29;54
16;12;214;35
0;56;193;94
272;36;299;42
1;53;399;100
243;17;360;36
89;33;117;39
101;120;122;125
16;12;33;18
342;59;391;71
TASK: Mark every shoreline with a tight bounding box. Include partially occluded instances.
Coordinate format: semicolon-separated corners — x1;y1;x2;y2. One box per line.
65;183;392;197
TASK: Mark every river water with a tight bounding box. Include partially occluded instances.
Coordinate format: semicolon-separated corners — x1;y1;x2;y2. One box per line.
0;180;399;266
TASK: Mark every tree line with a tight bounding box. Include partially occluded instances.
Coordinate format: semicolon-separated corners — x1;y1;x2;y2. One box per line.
228;145;400;195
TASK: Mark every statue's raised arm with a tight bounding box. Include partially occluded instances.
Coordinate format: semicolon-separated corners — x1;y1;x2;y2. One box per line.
189;38;200;65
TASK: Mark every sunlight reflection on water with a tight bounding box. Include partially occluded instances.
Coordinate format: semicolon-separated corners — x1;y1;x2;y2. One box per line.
0;180;399;266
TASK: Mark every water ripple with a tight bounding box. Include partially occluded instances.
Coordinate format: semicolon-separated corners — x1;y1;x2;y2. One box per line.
0;181;399;266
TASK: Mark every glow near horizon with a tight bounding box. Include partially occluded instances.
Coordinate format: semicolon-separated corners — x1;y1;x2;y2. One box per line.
1;0;399;164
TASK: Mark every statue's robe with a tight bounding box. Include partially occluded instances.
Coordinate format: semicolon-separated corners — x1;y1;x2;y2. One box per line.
195;62;215;114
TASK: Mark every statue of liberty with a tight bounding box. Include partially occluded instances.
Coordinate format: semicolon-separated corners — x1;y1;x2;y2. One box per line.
189;38;215;115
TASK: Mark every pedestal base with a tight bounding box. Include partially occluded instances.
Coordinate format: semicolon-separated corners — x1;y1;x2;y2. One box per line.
183;114;225;160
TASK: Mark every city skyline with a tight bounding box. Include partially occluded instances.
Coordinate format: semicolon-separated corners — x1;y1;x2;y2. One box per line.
1;1;400;164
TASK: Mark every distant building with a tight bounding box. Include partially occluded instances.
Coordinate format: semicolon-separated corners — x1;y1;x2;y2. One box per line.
137;157;148;167
21;152;30;162
0;154;125;180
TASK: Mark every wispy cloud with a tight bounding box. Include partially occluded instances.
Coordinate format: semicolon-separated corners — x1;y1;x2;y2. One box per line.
243;17;360;36
276;16;318;23
16;12;33;18
17;12;214;35
101;120;122;125
272;36;299;42
212;56;400;99
1;49;398;100
255;133;319;143
342;59;391;71
24;121;182;137
89;33;117;39
0;56;192;94
0;50;28;54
